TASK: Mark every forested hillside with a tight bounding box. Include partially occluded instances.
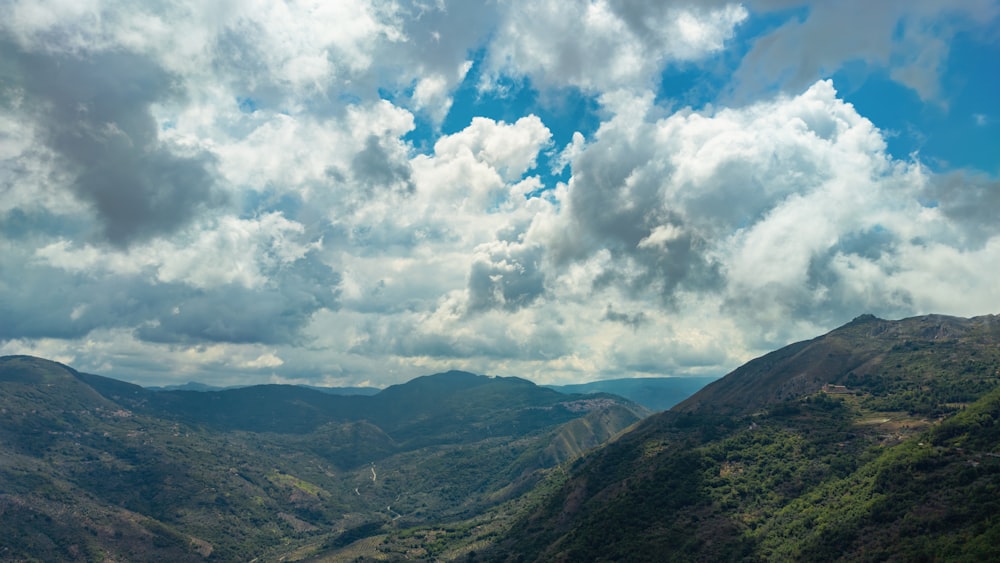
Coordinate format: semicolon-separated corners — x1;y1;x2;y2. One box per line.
484;314;1000;562
0;357;645;561
5;313;999;561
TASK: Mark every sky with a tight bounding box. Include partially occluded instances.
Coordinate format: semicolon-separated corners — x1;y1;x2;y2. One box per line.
1;0;999;388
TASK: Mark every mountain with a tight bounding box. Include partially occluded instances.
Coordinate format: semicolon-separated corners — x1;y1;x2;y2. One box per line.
10;312;999;561
675;313;1000;416
144;381;381;396
145;381;230;391
548;376;720;411
298;384;380;396
482;313;1000;561
0;357;647;562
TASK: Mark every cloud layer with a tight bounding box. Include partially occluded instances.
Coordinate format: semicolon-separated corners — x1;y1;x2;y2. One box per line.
1;0;998;386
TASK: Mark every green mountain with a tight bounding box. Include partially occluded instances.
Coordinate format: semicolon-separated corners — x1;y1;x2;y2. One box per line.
0;357;647;561
548;376;720;411
8;313;999;561
483;313;1000;561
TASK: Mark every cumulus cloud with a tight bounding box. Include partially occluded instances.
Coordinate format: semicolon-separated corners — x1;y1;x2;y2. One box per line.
534;79;998;351
431;115;552;182
135;252;339;345
1;1;998;387
7;212;337;345
467;238;546;313
213;99;416;212
4;47;226;246
486;0;747;92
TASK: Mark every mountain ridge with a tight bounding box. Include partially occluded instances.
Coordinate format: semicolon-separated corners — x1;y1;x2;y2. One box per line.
6;312;1000;561
547;376;720;411
482;312;1000;561
0;355;648;561
675;312;1000;415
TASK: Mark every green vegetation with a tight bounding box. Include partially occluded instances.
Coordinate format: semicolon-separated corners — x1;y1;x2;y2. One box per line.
0;356;645;561
482;313;1000;562
5;313;1000;561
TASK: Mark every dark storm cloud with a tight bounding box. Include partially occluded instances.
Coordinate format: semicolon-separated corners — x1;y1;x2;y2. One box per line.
138;250;340;344
602;305;648;329
351;135;415;195
552;130;723;303
466;243;546;313
10;47;225;246
0;249;339;345
925;173;1000;248
610;0;735;44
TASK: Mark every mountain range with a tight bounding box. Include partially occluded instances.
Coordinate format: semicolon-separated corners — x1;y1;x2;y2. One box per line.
0;358;646;561
546;376;721;411
3;313;1000;561
145;382;381;396
143;376;714;411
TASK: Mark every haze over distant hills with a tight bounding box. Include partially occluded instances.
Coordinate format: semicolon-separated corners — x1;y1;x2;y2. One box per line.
144;376;716;411
145;381;381;396
547;376;720;411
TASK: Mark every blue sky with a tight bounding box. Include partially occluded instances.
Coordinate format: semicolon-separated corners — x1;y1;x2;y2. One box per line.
1;1;998;387
840;38;999;174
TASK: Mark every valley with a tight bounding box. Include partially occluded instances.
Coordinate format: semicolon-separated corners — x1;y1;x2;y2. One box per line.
0;358;647;561
3;313;1000;561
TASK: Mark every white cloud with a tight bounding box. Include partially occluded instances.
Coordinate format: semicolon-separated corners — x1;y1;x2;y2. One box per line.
214;99;415;203
413;61;473;124
638;224;684;249
887;238;1000;316
2;1;998;389
35;213;315;290
241;352;285;369
534;78;997;354
486;1;747;92
0;110;82;217
430;115;552;183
